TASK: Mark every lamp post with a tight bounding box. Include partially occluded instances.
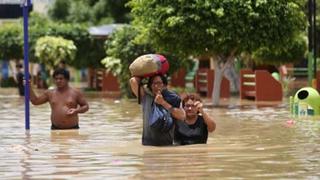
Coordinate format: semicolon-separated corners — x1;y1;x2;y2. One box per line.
22;0;31;130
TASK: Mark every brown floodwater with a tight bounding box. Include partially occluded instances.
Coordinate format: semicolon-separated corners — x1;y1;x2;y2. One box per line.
0;91;319;179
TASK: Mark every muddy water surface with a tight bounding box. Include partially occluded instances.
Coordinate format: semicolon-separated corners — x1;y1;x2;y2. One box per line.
0;91;319;179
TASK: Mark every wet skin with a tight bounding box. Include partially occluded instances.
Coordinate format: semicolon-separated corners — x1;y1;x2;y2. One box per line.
30;74;89;129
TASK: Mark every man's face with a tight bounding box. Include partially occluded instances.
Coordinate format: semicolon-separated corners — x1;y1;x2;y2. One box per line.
54;74;68;88
151;76;165;94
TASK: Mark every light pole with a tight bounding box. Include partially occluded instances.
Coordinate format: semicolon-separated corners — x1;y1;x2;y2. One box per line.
22;0;31;130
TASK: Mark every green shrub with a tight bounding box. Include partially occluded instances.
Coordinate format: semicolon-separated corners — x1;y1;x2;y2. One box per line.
0;77;17;87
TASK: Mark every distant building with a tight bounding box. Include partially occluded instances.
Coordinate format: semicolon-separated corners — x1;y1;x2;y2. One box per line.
88;24;126;39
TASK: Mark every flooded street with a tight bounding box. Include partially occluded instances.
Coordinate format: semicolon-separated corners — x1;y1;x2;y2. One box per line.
0;90;319;179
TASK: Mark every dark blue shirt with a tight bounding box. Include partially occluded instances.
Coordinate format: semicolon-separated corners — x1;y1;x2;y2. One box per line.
141;88;181;146
174;115;208;145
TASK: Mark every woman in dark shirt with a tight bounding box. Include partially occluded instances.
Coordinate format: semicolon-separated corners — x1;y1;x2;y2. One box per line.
174;93;216;145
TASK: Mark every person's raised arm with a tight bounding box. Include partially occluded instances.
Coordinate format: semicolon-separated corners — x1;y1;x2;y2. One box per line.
195;101;216;132
129;77;145;99
29;82;49;105
154;92;186;121
170;105;185;121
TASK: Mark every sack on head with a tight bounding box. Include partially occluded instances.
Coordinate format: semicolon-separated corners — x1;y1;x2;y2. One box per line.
129;54;169;78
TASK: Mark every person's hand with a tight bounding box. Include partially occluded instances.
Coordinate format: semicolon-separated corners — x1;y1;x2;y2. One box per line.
66;108;78;115
154;90;165;106
194;101;204;114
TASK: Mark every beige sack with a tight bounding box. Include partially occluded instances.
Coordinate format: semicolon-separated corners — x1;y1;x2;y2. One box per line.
129;54;159;77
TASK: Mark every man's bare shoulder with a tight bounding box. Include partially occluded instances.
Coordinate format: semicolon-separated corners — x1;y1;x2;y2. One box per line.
69;87;84;96
42;88;55;99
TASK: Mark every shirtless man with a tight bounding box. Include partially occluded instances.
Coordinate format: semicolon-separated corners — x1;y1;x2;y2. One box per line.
30;68;89;129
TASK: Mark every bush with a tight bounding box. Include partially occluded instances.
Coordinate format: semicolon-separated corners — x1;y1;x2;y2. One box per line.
0;77;17;87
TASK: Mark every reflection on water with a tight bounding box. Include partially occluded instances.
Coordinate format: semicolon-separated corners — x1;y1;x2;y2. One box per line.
0;93;319;179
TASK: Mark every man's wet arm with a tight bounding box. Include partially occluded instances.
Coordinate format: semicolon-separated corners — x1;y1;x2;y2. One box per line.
76;93;89;113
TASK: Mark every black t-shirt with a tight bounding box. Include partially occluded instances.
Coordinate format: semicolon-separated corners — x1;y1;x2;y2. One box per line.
16;72;24;96
174;115;208;145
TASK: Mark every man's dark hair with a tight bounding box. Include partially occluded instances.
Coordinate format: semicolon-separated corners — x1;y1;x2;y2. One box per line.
147;74;168;91
53;68;70;80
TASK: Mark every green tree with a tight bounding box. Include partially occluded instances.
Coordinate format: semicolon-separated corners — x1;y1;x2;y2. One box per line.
67;1;92;23
29;13;51;62
0;23;23;60
101;26;193;97
48;0;70;22
35;36;77;68
28;13;105;69
48;0;131;24
94;0;131;23
253;34;307;65
101;26;154;97
45;22;104;68
129;0;306;105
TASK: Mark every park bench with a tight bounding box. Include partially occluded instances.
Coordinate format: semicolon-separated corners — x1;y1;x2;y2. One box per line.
240;69;282;101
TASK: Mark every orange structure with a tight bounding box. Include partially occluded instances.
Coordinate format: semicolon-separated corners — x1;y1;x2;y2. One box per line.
101;71;120;92
170;68;187;88
88;68;120;92
195;68;230;98
240;69;282;101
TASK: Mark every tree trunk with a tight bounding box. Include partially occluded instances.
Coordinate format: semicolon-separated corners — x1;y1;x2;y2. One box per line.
212;59;223;106
223;61;239;93
211;49;237;106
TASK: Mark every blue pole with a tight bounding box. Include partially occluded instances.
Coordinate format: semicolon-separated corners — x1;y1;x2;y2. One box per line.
22;0;31;130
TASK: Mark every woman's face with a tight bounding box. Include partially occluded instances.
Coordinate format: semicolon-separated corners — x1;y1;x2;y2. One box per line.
184;99;197;116
151;76;165;94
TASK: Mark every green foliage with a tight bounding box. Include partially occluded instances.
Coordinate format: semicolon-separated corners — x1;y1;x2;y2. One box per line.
29;13;52;62
48;0;131;24
0;23;23;60
35;36;77;68
253;34;307;65
28;13;105;68
67;1;92;23
0;12;105;69
129;0;307;63
0;77;17;88
102;26;154;97
44;22;104;68
48;0;70;22
90;0;131;24
101;25;193;97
